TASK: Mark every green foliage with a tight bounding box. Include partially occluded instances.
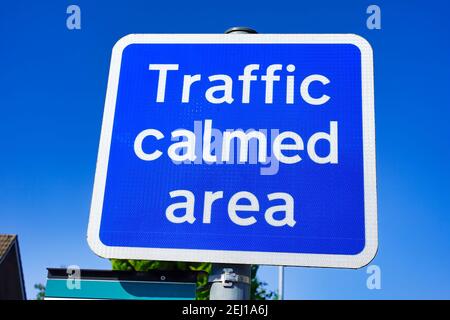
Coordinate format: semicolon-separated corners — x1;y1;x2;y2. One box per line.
34;283;46;300
111;260;276;300
251;265;278;300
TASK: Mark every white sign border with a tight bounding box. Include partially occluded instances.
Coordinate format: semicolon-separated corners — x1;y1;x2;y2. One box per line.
87;33;377;268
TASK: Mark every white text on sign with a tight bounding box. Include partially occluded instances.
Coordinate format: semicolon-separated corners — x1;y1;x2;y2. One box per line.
134;64;339;227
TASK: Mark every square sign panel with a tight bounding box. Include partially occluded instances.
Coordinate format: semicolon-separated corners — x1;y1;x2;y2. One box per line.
88;34;377;268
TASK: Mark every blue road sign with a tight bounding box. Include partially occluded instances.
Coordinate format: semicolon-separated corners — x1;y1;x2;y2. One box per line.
88;34;377;268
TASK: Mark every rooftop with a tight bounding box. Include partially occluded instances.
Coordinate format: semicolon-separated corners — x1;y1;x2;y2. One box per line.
0;234;17;260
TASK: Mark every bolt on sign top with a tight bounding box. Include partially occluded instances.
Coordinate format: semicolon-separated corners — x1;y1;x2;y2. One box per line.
87;33;377;268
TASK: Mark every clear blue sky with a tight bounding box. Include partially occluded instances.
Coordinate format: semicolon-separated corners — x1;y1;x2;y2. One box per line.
1;0;449;299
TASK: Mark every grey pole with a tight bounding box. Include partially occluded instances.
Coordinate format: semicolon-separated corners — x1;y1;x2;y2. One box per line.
224;27;257;34
278;266;284;300
209;264;252;300
208;26;257;302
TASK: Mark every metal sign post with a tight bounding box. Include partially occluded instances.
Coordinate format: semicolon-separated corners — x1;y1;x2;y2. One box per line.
278;266;284;300
209;264;251;300
207;28;257;301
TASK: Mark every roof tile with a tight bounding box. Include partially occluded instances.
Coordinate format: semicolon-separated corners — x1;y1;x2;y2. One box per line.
0;234;16;258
